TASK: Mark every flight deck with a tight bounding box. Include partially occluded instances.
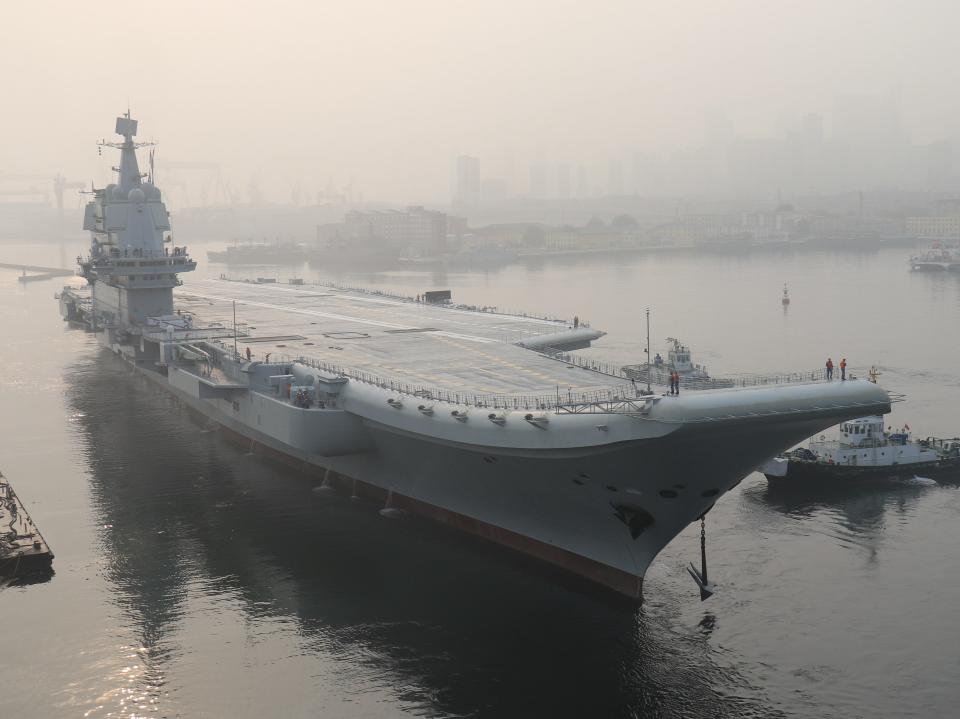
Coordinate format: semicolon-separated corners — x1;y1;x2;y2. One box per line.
175;279;623;398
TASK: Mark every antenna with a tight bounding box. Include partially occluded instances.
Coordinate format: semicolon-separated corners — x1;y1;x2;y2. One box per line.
233;300;238;357
645;307;651;394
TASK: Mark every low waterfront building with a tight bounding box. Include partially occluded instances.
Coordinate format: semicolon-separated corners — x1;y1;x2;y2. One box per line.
905;215;960;242
343;206;454;253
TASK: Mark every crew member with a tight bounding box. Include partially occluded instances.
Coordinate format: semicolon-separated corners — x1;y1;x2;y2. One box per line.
826;357;834;380
840;357;847;380
245;347;252;361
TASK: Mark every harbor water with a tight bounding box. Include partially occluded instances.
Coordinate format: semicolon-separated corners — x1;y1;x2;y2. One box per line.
1;241;959;718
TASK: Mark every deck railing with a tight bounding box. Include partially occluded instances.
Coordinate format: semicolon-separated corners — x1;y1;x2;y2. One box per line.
208;339;864;414
290;353;638;411
542;348;847;390
269;351;848;412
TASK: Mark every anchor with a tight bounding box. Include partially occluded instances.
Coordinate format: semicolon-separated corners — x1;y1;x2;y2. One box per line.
686;514;716;601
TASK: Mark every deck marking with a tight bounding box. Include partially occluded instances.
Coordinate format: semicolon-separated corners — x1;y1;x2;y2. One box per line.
181;290;497;344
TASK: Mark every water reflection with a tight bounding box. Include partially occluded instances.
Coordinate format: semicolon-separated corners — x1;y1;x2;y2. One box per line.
1;566;54;588
66;351;779;718
743;475;939;553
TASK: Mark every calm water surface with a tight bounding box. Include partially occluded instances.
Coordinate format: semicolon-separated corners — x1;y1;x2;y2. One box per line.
1;242;959;718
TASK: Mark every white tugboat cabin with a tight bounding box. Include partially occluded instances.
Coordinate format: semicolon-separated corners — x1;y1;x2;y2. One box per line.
808;416;935;467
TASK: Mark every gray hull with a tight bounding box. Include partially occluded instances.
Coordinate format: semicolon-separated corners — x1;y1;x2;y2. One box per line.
100;333;887;599
61;112;893;599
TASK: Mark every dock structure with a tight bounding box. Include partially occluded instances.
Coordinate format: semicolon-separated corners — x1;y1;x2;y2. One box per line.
0;471;53;577
0;262;76;284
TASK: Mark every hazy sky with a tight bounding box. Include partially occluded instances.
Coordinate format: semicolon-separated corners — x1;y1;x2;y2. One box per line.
2;1;959;204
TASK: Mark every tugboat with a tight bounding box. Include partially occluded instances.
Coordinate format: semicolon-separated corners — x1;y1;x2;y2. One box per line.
909;241;960;271
761;416;960;482
622;338;733;388
781;283;790;306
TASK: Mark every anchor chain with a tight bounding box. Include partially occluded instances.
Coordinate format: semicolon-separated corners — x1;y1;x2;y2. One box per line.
686;512;715;601
700;515;707;587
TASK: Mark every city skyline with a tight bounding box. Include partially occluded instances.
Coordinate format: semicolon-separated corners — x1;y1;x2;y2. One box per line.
4;2;960;206
452;90;960;206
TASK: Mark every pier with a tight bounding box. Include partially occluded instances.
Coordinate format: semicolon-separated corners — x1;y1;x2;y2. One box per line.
0;262;75;283
0;471;53;577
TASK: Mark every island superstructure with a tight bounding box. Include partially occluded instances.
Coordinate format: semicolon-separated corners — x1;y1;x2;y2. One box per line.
59;114;892;599
66;112;196;327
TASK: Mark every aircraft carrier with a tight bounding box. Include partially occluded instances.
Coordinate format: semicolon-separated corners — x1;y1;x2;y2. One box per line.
58;114;891;599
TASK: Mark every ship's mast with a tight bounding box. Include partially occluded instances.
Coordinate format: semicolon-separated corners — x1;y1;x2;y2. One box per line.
645;307;651;394
97;111;154;191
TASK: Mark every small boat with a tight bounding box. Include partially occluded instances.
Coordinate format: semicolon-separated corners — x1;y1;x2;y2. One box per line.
761;416;960;482
909;241;960;271
781;283;790;305
622;338;733;388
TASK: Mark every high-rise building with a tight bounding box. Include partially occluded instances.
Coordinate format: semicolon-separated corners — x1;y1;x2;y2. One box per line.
831;92;906;188
576;165;589;198
556;164;571;199
529;163;547;198
607;161;624;196
926;141;954;193
453;155;480;205
480;178;509;203
801;113;824;145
